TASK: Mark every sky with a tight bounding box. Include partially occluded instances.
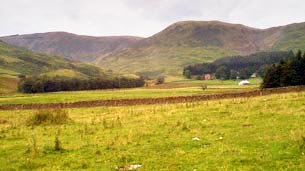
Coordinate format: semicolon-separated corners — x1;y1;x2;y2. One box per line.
1;0;305;37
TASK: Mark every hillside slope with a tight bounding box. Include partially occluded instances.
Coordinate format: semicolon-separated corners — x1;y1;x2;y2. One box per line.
0;32;142;62
2;21;305;76
98;21;305;76
0;40;109;77
0;40;112;93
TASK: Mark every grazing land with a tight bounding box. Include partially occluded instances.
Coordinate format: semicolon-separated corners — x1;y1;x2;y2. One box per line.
0;91;304;170
0;79;260;105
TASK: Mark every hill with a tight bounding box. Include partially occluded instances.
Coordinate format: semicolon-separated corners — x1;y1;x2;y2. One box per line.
0;40;112;93
2;21;305;76
97;21;305;76
0;32;142;62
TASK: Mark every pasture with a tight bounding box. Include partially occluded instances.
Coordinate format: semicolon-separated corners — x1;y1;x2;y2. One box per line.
0;90;304;170
0;79;260;105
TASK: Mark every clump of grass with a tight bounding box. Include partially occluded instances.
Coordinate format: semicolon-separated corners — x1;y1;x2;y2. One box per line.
290;130;305;154
26;109;70;126
0;117;8;124
26;135;39;156
298;136;305;153
182;122;190;131
54;130;63;151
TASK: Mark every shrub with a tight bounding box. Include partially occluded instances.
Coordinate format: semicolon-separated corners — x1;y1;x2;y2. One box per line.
156;76;165;85
26;109;70;126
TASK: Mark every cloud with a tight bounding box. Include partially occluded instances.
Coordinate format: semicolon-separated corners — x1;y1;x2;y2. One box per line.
0;0;305;37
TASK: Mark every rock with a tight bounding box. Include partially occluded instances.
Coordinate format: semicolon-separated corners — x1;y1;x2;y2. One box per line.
115;164;142;170
192;137;200;141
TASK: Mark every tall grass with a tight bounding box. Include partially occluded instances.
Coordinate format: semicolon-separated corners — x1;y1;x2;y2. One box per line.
26;109;70;126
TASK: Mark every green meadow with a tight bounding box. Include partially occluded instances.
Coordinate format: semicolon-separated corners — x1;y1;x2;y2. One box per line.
0;79;260;105
0;92;304;170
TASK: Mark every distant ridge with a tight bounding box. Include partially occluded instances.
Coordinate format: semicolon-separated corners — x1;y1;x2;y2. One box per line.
1;21;305;76
0;32;143;62
98;21;305;75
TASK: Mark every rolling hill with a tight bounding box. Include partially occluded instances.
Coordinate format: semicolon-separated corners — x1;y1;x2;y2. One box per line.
97;21;305;76
0;40;112;93
0;32;142;62
1;21;305;76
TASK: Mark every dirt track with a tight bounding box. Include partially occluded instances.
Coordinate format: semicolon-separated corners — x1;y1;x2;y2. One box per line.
1;86;305;110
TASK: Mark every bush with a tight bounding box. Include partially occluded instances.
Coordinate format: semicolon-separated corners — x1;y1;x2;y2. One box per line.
156;76;165;85
26;109;70;126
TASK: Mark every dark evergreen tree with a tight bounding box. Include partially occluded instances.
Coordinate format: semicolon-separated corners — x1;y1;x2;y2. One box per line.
262;65;280;88
183;51;292;79
262;50;305;88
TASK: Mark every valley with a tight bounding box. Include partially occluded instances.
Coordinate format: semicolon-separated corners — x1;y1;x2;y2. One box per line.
0;18;305;171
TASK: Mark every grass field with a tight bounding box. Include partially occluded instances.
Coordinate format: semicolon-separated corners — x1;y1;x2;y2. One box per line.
0;91;304;170
0;74;18;94
0;79;260;105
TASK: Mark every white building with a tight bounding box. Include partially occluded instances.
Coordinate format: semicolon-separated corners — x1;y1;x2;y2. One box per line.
238;80;250;86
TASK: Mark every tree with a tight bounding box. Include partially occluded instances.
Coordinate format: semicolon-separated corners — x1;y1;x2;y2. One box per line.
18;76;145;93
239;68;252;79
215;66;230;80
262;65;280;88
183;51;292;79
183;69;192;79
262;50;305;88
229;70;238;80
296;50;302;60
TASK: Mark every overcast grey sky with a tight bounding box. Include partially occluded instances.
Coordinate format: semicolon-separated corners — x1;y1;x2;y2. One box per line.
1;0;305;37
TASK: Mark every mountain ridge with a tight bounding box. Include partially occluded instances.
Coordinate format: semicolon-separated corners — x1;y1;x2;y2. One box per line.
1;21;305;76
97;21;305;75
0;32;143;62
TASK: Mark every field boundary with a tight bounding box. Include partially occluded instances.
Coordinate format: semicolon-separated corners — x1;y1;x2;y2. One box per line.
1;86;305;110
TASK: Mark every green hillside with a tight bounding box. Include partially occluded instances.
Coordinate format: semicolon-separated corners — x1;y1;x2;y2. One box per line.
97;21;305;76
2;21;305;78
272;22;305;51
0;40;109;77
97;46;236;76
0;40;113;93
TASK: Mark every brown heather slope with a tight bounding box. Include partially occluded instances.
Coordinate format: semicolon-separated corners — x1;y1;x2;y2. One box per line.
0;32;143;62
97;21;305;76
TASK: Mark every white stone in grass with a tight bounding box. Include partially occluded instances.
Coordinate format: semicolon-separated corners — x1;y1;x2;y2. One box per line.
115;164;142;170
128;164;142;170
192;137;200;141
219;136;223;140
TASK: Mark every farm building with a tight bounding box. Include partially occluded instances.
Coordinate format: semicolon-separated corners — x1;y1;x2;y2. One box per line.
203;74;213;80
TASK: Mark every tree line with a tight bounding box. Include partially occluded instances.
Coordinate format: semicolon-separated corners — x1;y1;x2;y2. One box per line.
18;76;145;93
262;50;305;88
183;51;293;80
